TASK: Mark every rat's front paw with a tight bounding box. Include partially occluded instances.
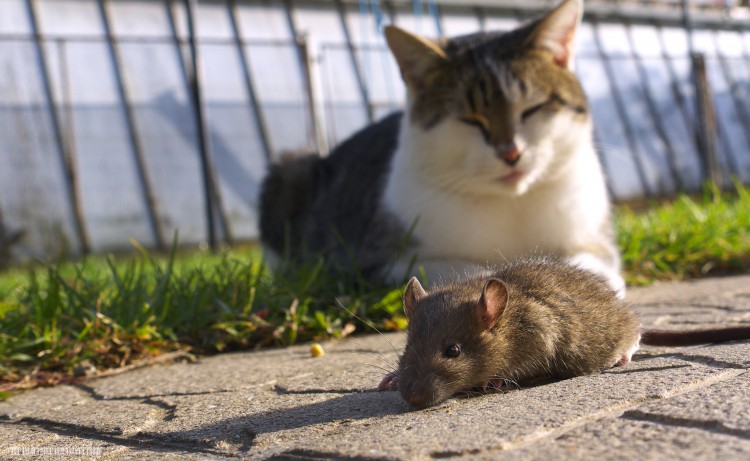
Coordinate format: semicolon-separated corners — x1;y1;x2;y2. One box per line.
484;378;515;391
378;372;399;391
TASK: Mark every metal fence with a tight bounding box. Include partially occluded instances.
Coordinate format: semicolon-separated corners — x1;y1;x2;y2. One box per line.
0;0;749;262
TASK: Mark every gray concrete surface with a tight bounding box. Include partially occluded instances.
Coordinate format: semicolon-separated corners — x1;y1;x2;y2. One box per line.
1;275;749;460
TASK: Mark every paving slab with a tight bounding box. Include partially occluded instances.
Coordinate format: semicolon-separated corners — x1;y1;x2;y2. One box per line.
1;274;749;460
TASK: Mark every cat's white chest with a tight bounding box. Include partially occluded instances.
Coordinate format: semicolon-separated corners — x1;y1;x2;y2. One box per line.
381;141;616;284
384;177;568;265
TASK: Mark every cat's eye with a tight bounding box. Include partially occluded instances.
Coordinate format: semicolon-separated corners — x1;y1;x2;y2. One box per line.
460;115;490;135
521;102;547;121
444;344;461;358
521;95;586;121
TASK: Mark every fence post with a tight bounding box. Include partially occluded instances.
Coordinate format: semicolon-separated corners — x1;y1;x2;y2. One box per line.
227;0;274;164
184;0;233;249
691;53;723;188
682;0;723;189
334;0;374;124
625;21;684;192
98;0;167;250
296;34;327;154
591;20;654;197
26;0;90;254
285;0;328;154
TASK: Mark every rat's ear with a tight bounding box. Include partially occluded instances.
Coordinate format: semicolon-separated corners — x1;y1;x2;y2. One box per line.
384;25;448;90
527;0;582;70
403;276;427;318
475;278;508;331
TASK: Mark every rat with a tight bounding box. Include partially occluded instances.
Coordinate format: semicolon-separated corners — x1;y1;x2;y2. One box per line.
378;256;750;409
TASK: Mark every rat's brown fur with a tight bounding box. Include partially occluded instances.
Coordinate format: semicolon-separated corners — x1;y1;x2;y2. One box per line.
394;257;640;409
385;257;750;409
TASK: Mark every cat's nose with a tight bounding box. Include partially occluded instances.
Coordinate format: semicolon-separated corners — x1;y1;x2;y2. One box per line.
495;142;521;166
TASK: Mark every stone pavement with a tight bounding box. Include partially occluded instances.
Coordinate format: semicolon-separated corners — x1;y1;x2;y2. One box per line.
1;275;749;460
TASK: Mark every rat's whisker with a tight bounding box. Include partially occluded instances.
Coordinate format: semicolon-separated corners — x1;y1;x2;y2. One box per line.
360;362;398;374
348;341;399;370
334;298;401;358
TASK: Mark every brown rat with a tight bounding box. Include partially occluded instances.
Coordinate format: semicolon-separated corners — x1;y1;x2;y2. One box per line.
378;257;750;409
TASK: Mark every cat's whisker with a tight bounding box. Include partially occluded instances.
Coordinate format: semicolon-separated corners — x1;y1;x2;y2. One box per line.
593;142;633;161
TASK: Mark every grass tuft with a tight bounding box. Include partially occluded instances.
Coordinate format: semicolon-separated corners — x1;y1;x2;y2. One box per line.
617;181;750;285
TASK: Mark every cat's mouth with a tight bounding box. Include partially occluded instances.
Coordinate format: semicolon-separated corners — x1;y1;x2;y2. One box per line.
498;170;525;184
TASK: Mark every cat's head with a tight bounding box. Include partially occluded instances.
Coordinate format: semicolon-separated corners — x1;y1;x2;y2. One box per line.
385;0;590;197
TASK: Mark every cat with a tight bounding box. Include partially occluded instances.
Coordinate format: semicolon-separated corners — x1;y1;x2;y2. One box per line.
258;0;624;296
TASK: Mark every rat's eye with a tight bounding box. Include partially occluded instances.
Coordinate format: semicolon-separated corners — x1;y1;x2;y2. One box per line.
444;344;461;358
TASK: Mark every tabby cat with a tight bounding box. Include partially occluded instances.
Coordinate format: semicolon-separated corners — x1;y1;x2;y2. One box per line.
259;0;624;295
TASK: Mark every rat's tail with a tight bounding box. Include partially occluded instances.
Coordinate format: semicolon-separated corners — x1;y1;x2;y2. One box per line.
641;326;750;347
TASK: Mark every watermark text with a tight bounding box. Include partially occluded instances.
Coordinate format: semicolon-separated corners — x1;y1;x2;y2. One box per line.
10;445;103;457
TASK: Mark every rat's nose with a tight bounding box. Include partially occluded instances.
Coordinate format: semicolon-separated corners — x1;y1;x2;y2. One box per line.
405;392;429;409
496;142;521;166
400;373;447;409
401;382;430;408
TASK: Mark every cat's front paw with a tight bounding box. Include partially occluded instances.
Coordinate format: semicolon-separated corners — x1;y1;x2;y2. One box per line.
378;372;399;391
567;252;626;298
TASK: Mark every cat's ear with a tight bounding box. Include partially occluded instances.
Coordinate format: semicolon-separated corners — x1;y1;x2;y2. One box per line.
384;25;448;90
474;279;508;331
528;0;583;70
403;276;427;318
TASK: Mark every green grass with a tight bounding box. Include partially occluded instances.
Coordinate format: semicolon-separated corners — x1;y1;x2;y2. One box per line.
617;181;750;285
0;241;405;395
0;182;748;395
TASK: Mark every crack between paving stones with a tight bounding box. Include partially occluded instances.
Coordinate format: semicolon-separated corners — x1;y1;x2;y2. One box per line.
76;383;253;401
0;417;243;457
637;301;743;311
273;385;375;395
604;364;693;374
264;448;397;461
429;448;483;459
1;381;281;455
73;383;280;424
428;398;652;459
622;410;750;440
428;368;747;459
636;353;749;369
76;385;179;424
